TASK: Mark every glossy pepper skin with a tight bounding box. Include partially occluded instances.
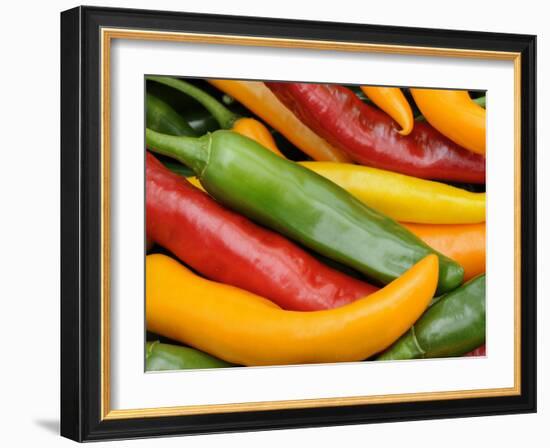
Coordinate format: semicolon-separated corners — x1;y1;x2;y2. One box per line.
147;76;284;157
208;79;351;162
186;174;485;279
267;82;485;184
411;89;486;155
146;341;233;371
146;152;377;311
377;274;486;360
146;129;464;293
146;254;438;366
299;162;486;224
360;86;413;135
403;223;485;281
188;162;485;224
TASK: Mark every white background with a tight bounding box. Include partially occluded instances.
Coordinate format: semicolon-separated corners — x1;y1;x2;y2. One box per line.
0;0;546;446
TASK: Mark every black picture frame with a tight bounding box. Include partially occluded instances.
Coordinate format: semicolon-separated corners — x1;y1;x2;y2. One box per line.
61;5;536;442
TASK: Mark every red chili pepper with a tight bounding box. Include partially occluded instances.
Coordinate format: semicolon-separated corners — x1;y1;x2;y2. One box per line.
464;345;486;357
146;152;378;311
267;83;485;184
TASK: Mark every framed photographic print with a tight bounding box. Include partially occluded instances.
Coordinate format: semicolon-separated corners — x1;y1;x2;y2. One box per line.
60;6;536;442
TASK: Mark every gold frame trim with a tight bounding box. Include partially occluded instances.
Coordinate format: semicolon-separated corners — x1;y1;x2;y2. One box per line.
100;28;522;421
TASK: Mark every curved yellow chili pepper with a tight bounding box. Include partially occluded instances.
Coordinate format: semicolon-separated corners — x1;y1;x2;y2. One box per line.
360;86;413;135
146;254;438;366
232;117;284;157
208;79;351;163
187;161;485;224
411;88;486;155
299;162;485;224
403;223;485;281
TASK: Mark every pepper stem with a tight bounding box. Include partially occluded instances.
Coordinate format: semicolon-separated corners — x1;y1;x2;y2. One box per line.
147;76;238;130
146;128;210;177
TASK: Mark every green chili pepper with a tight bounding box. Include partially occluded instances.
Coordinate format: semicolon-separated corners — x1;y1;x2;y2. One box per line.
377;274;486;360
147;76;238;129
146;93;199;176
146;341;234;371
146;92;198;137
185;112;220;135
147;80;220;135
147;76;240;129
145;129;464;293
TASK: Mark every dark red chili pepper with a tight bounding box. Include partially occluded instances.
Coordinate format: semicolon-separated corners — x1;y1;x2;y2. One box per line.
267;82;485;184
146;152;378;311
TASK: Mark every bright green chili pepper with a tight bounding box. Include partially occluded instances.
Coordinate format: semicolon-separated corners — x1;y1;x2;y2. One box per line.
146;92;198;137
377;274;486;360
146;129;463;293
146;341;234;371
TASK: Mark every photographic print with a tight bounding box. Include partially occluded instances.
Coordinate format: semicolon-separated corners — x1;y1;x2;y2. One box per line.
144;77;487;370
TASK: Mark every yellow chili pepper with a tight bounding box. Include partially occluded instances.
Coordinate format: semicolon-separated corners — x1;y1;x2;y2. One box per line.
410;88;486;155
146;254;438;366
299;162;485;224
187;161;485;224
208;79;352;162
360;86;413;135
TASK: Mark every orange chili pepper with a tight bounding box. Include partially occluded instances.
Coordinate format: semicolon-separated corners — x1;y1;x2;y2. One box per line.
402;223;485;281
231;117;283;156
146;254;438;366
360;86;413;135
410;89;486;155
208;79;352;162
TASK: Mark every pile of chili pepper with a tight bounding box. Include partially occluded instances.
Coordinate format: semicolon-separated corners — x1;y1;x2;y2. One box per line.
144;77;487;370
